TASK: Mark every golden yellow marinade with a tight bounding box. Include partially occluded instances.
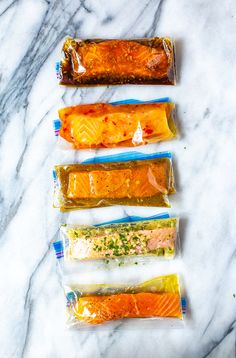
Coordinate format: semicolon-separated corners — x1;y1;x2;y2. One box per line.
66;274;183;325
54;157;175;211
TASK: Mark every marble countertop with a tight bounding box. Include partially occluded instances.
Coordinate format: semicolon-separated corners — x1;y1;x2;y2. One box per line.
1;0;236;357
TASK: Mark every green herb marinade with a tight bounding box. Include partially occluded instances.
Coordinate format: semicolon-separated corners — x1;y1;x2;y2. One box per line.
65;218;178;259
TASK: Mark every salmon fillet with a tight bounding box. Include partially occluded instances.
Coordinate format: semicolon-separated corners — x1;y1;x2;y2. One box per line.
67;227;177;260
64;218;178;260
73;292;182;324
54;157;175;210
77;40;169;79
67;163;170;199
58;102;175;148
60;37;175;86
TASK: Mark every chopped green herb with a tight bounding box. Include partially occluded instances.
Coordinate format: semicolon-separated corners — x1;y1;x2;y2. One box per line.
119;233;126;241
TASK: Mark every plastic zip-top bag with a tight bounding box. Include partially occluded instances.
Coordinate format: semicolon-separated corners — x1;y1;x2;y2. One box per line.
53;213;180;275
53;151;176;211
64;274;185;328
57;37;176;86
53;98;177;149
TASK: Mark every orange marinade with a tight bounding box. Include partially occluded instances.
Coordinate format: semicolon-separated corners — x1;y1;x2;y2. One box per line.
58;102;176;149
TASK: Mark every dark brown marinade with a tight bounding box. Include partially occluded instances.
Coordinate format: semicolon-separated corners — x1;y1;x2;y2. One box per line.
59;37;176;86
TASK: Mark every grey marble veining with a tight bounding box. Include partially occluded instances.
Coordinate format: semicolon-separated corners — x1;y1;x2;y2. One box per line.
0;0;236;357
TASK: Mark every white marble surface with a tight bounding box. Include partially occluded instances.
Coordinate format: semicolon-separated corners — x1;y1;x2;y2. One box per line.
0;0;236;357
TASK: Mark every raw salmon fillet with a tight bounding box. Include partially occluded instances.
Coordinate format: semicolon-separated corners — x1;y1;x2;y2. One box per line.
58;102;176;149
76;40;169;78
54;156;175;210
73;292;182;324
65;222;177;260
60;37;176;86
67;163;170;199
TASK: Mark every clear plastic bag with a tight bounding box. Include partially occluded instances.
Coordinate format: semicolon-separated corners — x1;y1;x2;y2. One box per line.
54;216;179;264
53;152;176;211
64;274;185;328
53;98;177;149
58;37;176;86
